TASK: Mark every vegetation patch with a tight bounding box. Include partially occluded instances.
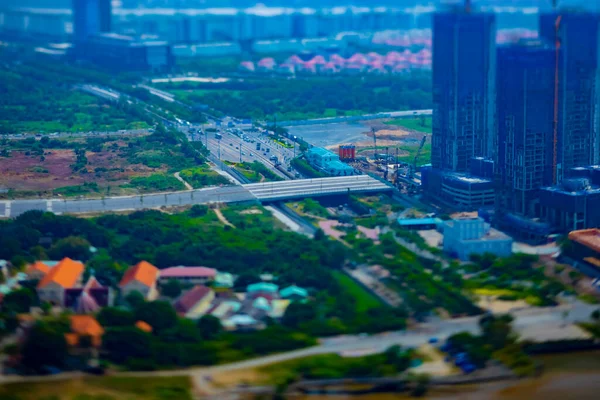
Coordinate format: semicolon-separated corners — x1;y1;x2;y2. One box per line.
179;166;230;188
0;376;193;400
384;116;432;134
233;161;284;183
332;271;382;313
125;174;185;193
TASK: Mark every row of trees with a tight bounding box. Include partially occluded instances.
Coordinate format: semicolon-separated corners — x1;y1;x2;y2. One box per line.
161;73;432;120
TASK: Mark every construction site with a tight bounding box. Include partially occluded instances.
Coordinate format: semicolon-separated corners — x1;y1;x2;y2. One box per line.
333;120;430;194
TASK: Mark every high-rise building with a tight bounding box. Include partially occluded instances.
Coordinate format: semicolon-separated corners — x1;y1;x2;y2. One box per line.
72;0;112;42
496;39;556;217
431;9;496;173
538;12;600;183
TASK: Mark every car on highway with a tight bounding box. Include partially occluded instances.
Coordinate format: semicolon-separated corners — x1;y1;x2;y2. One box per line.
250;153;254;157
229;143;233;146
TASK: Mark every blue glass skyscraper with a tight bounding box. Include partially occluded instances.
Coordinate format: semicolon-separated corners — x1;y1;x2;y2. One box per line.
431;9;496;173
496;40;556;217
73;0;112;42
538;12;600;182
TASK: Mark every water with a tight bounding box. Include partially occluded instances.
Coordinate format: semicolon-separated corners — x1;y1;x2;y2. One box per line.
292;351;600;400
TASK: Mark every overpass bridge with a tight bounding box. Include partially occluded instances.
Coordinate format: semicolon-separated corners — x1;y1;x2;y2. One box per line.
243;175;391;202
0;176;392;218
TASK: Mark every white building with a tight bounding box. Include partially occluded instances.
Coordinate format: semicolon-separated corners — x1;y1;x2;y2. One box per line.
443;217;513;261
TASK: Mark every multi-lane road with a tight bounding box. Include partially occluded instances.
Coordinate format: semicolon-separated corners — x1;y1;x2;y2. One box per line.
0;176;392;218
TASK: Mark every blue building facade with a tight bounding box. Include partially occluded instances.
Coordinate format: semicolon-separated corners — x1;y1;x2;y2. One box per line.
443;217;513;261
72;0;112;42
431;10;496;173
496;39;556;217
539;12;600;182
306;147;355;176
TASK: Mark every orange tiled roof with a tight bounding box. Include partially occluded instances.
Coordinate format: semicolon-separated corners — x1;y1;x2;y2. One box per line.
37;258;84;289
119;261;159;288
135;320;153;333
70;315;104;337
65;333;79;346
27;261;51;276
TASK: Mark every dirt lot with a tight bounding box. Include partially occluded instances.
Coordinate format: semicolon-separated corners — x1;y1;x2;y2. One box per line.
0;146;155;194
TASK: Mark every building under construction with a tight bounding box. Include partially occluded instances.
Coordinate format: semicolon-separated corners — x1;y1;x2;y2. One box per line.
539;11;600;180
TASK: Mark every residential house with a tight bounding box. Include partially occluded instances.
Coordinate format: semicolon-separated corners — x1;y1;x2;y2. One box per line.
174;285;215;319
159;266;217;285
135;320;153;333
26;261;51;280
65;276;112;312
214;272;234;289
247;282;279;294
280;285;308;302
64;315;104;348
36;258;85;306
119;261;159;300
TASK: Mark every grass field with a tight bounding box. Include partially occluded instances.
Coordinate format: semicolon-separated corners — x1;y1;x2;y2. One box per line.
332;270;382;312
0;376;193;400
385;117;432;134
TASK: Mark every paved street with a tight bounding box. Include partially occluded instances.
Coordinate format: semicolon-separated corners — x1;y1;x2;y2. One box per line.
1;186;255;218
0;176;391;217
0;301;595;386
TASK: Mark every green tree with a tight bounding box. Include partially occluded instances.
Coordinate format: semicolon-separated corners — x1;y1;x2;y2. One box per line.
125;291;145;309
282;302;318;329
2;288;36;313
592;309;600;322
21;322;68;371
197;315;223;340
103;327;153;363
162;279;182;298
134;301;177;334
97;307;136;327
48;236;92;261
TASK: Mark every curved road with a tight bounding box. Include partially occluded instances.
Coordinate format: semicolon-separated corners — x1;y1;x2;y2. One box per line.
0;301;595;387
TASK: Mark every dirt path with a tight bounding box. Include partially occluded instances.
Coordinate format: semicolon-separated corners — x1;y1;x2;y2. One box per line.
174;172;193;190
214;208;235;228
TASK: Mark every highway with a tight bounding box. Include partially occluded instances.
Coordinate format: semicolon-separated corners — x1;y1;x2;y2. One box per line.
0;176;391;218
244;175;391;201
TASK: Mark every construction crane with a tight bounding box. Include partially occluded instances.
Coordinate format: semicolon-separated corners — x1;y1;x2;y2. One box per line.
410;135;427;178
552;0;561;184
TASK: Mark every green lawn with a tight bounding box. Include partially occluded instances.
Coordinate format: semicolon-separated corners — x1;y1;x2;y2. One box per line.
385;117;432;134
0;376;193;400
332;270;382;312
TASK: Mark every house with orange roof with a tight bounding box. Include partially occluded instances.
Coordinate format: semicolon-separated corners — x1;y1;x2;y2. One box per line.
119;261;159;300
65;315;104;348
135;320;153;333
36;258;84;306
26;261;51;280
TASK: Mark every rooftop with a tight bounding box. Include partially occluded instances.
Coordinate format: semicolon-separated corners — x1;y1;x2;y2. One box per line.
397;217;443;226
247;282;279;293
37;258;84;289
175;285;213;314
308;147;336;157
160;266;217;279
119;261;159;289
569;229;600;254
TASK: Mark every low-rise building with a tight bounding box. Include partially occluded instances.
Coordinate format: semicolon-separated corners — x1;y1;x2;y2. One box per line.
280;285;308;301
159;266;217;285
25;261;51;280
566;229;600;274
174;285;215;319
65;315;104;348
37;258;85;306
443;217;513;261
119;261;159;301
306;147;356;176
